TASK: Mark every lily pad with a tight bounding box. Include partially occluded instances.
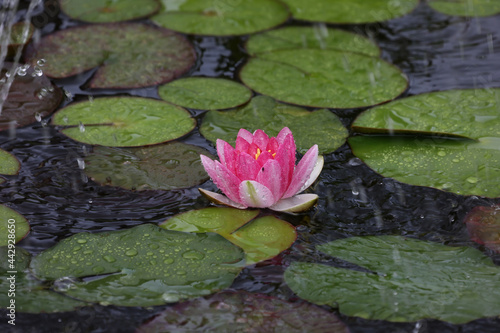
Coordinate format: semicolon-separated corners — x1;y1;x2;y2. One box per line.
151;0;289;36
464;205;500;253
84;142;213;190
285;236;500;324
350;88;500;198
0;205;29;246
246;26;380;57
240;49;408;109
280;0;419;24
0;149;20;176
160;208;296;264
51;97;196;147
60;0;161;22
428;0;500;17
30;224;244;306
4;22;34;58
136;291;349;333
25;23;195;89
1;63;63;131
200;96;348;154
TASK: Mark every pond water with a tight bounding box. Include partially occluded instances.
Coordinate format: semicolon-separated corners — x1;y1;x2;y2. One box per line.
1;0;500;332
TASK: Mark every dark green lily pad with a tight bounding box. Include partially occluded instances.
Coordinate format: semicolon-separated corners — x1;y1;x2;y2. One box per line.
285;236;500;324
0;149;20;176
151;0;289;36
246;26;380;57
25;23;195;89
240;49;408;109
200;96;348;154
158;77;252;110
136;291;349;333
4;22;34;58
160;208;296;264
464;205;500;253
60;0;161;22
428;0;500;17
0;205;29;246
1;63;63;131
30;224;244;306
350;89;500;198
281;0;419;24
51;97;196;147
84;142;213;190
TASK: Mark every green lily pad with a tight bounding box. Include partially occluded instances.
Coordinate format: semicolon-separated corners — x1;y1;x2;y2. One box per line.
1;62;63;131
30;224;244;306
151;0;289;36
200;96;348;154
136;291;349;333
84;142;213;190
4;22;34;58
0;149;20;176
285;236;500;324
25;23;195;89
51;97;196;147
158;77;252;110
246;26;380;57
428;0;500;17
161;208;296;264
0;205;29;246
464;205;500;253
240;49;408;109
280;0;419;24
350;89;500;198
60;0;161;22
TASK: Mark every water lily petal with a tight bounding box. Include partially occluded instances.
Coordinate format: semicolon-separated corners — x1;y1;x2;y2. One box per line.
236;152;260;181
253;129;269;151
198;188;247;209
213;160;242;203
256;159;283;201
239;180;276;208
283;144;318;198
237;128;253;144
270;194;318;213
256;150;273;167
223;140;238;174
200;154;219;183
266;137;279;154
276;127;293;145
216;139;227;164
275;134;296;187
235;134;250;152
298;155;324;194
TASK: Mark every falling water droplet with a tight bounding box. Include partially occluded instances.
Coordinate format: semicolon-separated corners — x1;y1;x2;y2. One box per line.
34;112;42;122
79;122;85;132
77;158;85;170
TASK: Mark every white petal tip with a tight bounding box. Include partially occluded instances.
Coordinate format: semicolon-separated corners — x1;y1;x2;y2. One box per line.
198;188;247;209
269;194;319;213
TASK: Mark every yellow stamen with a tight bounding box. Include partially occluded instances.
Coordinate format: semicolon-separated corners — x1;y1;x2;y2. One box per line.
268;149;276;158
254;148;261;160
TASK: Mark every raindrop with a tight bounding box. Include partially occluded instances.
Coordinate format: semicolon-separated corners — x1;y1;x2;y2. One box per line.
53;277;77;292
79;122;85;132
37;59;46;67
437;151;446;157
16;64;29;76
32;66;43;77
76;239;87;244
103;255;116;263
182;250;205;260
163;258;174;264
162;293;180;302
77;158;85;170
466;177;479;184
93;266;105;273
36;88;48;100
125;249;138;256
34;112;42;122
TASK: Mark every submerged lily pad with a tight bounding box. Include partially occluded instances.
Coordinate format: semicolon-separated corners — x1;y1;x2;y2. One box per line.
136;291;349;333
0;149;20;176
151;0;289;36
25;23;195;89
60;0;161;22
160;208;296;264
0;205;29;246
52;97;196;147
30;224;243;306
428;0;500;17
285;236;500;324
4;22;34;58
200;96;348;154
246;26;380;57
84;142;213;190
464;205;500;253
158;77;252;110
281;0;418;23
350;88;500;198
240;49;407;109
1;63;63;131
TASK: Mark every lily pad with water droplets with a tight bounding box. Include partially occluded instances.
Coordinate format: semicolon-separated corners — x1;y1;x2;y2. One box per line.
246;26;380;57
84;142;213;190
200;96;348;154
240;49;408;109
30;224;244;307
428;0;500;17
136;291;349;333
1;63;63;132
280;0;419;24
285;236;500;324
51;97;196;147
151;0;289;36
0;149;20;177
158;77;252;110
160;208;296;264
0;205;30;246
464;205;500;253
24;23;195;89
350;88;500;198
60;0;161;23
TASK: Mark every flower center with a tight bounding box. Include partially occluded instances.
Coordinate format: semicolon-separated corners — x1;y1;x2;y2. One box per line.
254;148;276;160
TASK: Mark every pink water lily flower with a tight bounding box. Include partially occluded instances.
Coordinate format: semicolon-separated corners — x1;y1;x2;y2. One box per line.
199;127;323;213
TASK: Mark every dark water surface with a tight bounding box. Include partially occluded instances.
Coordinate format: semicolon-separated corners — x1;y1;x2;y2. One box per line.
1;1;500;332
